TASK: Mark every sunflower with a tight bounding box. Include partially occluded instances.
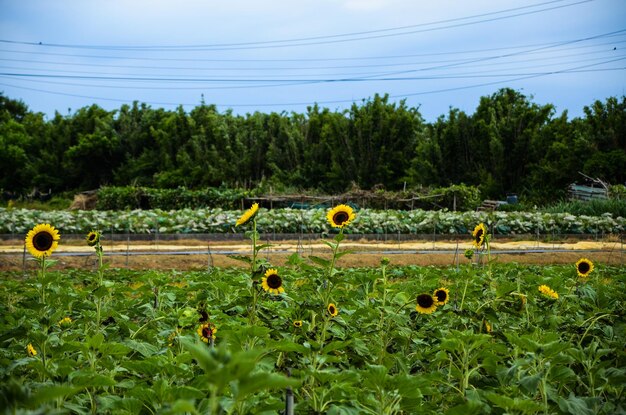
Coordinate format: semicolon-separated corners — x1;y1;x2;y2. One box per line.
575;258;594;278
197;323;217;343
262;269;285;294
167;329;180;347
236;203;259;227
327;303;339;317
293;320;303;328
472;223;487;249
433;287;449;305
25;224;60;259
484;320;492;333
58;316;72;326
538;285;559;300
27;343;37;357
415;293;437;314
86;230;100;247
327;204;356;228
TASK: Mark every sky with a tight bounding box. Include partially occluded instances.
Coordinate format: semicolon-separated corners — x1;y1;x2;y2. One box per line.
0;0;625;122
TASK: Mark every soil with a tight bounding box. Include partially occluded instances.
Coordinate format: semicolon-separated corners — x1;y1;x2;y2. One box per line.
1;238;624;271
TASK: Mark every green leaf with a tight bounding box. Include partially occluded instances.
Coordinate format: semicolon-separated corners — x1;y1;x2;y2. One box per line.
335;250;354;259
165;400;200;415
484;391;544;413
227;254;252;264
254;243;272;253
519;373;542;395
322;241;338;250
32;385;81;405
322;340;351;354
124;339;159;357
234;372;299;401
88;332;105;349
549;366;576;383
445;400;484;415
309;255;331;268
72;373;117;387
557;393;595;415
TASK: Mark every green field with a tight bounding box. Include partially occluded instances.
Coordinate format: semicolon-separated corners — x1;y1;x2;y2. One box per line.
1;256;624;414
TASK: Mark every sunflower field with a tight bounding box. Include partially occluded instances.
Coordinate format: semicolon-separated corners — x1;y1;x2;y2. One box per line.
1;205;625;414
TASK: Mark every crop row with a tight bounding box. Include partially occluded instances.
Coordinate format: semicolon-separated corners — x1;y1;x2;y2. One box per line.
1;207;625;235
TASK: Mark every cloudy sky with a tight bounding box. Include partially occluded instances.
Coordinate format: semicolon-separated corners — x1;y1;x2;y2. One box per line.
0;0;624;121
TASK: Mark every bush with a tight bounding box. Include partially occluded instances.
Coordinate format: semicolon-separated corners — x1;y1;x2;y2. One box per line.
541;199;626;217
429;184;482;211
96;186;254;210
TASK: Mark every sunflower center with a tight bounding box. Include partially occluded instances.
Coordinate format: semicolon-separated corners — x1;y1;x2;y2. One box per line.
474;229;484;242
267;274;282;289
578;262;590;273
435;291;447;302
202;327;213;338
88;234;96;242
33;232;54;251
332;212;349;225
417;295;434;308
329;306;336;314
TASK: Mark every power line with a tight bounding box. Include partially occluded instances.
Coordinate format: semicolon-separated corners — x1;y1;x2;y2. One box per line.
1;31;622;63
2;55;624;83
1;59;623;109
1;41;622;73
1;29;622;83
0;0;593;51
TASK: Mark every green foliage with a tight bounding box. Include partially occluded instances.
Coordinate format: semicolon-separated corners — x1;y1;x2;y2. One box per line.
428;184;482;211
96;186;254;210
0;262;624;414
0;91;625;205
609;184;626;200
2;207;625;235
541;199;626;217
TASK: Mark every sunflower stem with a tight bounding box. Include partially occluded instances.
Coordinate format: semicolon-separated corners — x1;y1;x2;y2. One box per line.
321;229;342;307
251;218;258;275
249;218;259;325
39;257;47;305
459;277;470;312
378;260;388;331
486;234;493;280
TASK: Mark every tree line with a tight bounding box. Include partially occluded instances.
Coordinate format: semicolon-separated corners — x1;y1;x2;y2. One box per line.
1;88;625;204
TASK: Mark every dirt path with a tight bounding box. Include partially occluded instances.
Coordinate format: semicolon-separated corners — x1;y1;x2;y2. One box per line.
1;238;624;270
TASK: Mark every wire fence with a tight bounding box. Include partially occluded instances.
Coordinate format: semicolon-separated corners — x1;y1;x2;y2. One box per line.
2;232;624;272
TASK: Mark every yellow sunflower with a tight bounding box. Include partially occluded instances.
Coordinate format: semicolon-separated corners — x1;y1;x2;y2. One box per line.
575;258;594;278
327;204;356;228
415;293;437;314
327;303;339;317
433;287;449;305
293;320;303;328
538;285;559;300
27;343;37;357
86;230;101;247
472;223;487;249
25;223;60;259
262;269;285;294
484;320;492;333
58;317;72;326
197;322;217;343
236;203;259;227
